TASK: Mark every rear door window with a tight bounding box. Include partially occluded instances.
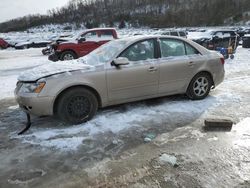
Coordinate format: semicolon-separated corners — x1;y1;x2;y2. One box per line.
159;38;186;57
185;43;200;55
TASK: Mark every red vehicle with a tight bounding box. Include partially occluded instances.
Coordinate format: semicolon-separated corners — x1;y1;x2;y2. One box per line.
0;38;9;49
49;28;118;61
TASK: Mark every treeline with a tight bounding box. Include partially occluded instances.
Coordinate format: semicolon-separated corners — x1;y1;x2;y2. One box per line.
0;0;250;32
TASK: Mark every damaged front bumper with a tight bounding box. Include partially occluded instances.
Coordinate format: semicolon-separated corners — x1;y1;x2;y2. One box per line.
15;93;54;135
48;53;60;62
15;82;54;134
15;93;54;117
15;83;54;117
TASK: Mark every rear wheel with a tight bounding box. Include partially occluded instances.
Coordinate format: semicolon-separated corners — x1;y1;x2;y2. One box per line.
60;51;77;61
186;73;212;100
56;88;98;124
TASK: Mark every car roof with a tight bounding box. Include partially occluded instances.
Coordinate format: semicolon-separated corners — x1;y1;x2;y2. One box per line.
115;35;209;55
119;35;186;41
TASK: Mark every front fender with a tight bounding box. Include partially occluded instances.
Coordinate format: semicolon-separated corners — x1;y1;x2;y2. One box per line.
39;71;108;109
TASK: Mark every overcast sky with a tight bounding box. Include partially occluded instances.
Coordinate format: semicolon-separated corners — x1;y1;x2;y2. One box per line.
0;0;70;23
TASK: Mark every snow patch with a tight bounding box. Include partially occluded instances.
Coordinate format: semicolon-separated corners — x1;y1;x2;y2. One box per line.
207;137;219;142
190;130;206;140
18;61;93;82
159;154;177;166
0;75;18;100
231;117;250;148
8;105;19;110
85;158;111;178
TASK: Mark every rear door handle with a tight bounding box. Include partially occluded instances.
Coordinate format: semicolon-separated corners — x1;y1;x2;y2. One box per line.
148;67;157;72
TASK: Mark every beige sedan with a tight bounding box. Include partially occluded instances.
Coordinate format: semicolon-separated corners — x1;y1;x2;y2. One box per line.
15;36;225;124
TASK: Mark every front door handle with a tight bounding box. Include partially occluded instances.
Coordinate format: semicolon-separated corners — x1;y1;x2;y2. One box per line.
188;61;195;66
148;67;158;72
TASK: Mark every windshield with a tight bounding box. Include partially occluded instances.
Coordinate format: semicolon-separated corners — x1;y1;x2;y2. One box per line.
78;39;130;66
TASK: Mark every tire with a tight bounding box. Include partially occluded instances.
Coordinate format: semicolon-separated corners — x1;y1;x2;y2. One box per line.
186;73;213;100
56;88;98;124
60;51;77;61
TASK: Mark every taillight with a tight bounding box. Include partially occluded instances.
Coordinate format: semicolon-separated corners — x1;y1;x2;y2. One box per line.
220;58;225;65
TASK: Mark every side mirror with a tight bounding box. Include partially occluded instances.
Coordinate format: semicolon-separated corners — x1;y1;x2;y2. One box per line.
78;37;86;43
112;57;129;67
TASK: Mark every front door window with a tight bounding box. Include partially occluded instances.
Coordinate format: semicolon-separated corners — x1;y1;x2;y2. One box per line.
120;39;155;61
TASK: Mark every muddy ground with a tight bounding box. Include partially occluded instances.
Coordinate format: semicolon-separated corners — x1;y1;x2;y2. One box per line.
0;47;250;188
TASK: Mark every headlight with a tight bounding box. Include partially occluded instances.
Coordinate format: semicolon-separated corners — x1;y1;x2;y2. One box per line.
19;82;46;93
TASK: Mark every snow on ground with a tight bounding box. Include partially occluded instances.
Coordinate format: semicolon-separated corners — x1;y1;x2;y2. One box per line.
1;35;250;151
231;117;250;148
14;97;215;151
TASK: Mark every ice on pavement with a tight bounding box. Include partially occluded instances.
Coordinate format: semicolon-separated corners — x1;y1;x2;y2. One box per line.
16;97;215;151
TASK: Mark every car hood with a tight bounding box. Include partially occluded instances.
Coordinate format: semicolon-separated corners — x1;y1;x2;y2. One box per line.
18;61;94;82
60;40;78;45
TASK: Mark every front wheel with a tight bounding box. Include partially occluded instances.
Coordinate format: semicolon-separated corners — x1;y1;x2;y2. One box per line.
60;51;77;61
186;73;213;100
56;88;98;124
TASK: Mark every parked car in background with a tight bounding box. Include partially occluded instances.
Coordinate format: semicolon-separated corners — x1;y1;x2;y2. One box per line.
236;27;250;38
0;38;9;49
48;28;118;61
42;34;74;55
15;35;224;124
3;36;28;47
242;35;250;48
15;40;51;49
190;29;239;50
